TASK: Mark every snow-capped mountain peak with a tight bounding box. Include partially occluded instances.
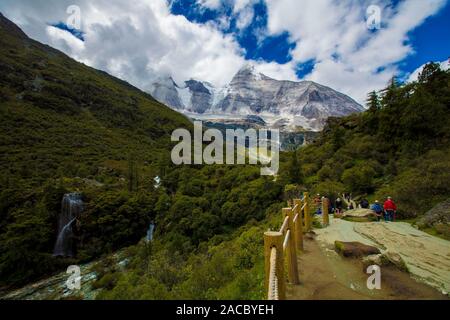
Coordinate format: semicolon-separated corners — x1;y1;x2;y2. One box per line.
149;68;364;131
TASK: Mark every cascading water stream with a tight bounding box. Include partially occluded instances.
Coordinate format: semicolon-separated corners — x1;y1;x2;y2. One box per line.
146;223;155;242
53;193;83;257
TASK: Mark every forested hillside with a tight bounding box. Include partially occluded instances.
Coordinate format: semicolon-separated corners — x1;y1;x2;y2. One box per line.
0;12;193;286
0;13;284;293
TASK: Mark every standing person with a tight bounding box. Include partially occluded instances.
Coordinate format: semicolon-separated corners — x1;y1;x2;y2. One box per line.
371;200;383;222
314;194;322;215
335;198;343;215
360;198;369;209
383;196;397;222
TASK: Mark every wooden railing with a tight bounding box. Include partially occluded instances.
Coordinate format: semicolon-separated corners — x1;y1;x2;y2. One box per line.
264;192;330;300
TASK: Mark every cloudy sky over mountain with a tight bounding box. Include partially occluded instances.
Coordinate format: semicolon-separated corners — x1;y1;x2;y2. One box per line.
1;0;449;104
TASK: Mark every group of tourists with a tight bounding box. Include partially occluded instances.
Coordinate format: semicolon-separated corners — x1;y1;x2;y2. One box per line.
313;193;398;223
370;197;397;222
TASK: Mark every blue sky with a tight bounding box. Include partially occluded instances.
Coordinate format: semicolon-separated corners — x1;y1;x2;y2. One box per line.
171;0;296;64
169;0;450;81
400;2;450;76
0;0;448;104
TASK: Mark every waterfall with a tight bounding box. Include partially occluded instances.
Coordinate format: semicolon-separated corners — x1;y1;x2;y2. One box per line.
146;223;155;242
53;193;84;257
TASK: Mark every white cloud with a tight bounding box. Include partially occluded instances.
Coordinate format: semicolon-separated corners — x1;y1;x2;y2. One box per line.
0;0;252;89
265;0;448;103
0;0;448;105
46;25;85;54
253;60;298;81
235;5;254;30
197;0;222;10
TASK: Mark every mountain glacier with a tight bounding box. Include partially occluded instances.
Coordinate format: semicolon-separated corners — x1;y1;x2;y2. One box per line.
149;65;364;131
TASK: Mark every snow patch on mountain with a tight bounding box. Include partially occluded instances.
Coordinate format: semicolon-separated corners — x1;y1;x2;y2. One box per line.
407;60;450;83
176;86;192;109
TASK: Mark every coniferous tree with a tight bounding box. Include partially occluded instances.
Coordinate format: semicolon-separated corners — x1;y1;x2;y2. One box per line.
366;90;380;113
288;149;302;184
381;76;399;108
418;62;441;84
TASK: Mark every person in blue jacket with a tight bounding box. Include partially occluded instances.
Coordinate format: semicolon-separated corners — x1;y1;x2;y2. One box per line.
371;200;383;221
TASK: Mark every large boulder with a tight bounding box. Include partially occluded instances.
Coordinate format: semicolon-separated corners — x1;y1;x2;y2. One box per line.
418;199;450;228
334;241;381;258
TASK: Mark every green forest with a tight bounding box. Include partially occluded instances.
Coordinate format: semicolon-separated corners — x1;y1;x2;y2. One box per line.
0;12;449;299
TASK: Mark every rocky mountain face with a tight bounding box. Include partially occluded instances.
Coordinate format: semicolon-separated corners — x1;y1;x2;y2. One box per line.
149;65;364;131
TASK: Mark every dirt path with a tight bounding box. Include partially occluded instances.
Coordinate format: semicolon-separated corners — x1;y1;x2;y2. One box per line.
287;237;447;300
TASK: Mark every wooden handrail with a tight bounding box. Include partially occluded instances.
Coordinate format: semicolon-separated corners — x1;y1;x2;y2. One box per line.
283;230;290;251
279;216;289;234
293;199;304;251
282;208;299;285
264;192;335;300
303;192;311;232
264;231;284;300
322;197;330;227
264;199;308;300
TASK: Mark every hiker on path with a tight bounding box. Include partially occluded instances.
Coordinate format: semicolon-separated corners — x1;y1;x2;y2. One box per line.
314;194;322;215
335;198;343;215
360;198;369;209
383;196;397;222
371;200;383;221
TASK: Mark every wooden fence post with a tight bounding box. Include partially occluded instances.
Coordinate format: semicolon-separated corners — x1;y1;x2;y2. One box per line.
282;208;300;285
293;199;304;251
303;192;310;232
264;231;285;300
322;197;329;227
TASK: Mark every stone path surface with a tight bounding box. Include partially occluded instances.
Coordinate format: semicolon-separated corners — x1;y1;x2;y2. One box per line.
314;218;450;295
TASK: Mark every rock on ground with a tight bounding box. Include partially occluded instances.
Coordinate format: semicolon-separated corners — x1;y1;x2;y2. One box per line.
362;252;408;273
417;199;450;239
335;241;380;258
344;208;377;218
418;199;450;227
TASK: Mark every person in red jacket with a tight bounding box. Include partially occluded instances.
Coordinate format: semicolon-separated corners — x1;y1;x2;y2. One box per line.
383;197;397;222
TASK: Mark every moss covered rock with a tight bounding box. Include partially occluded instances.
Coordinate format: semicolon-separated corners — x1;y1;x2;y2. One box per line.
334;241;380;258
